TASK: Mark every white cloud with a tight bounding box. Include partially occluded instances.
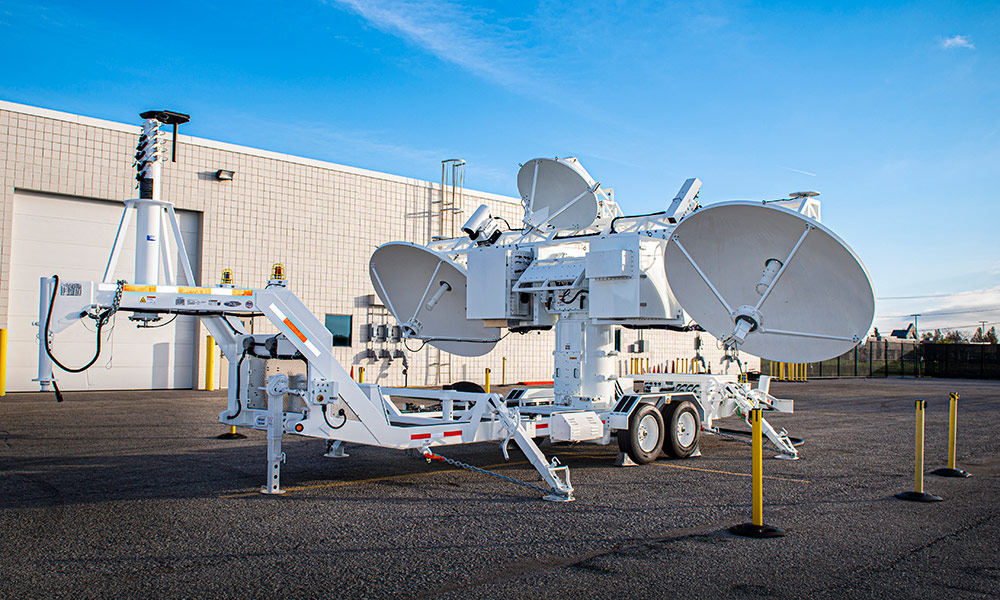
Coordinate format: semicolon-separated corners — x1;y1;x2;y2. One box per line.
941;35;975;50
326;0;547;95
323;0;625;125
875;285;1000;333
780;166;817;177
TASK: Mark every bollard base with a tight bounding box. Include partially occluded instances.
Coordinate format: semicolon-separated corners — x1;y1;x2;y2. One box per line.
217;431;247;439
729;523;785;538
895;491;943;502
930;467;971;478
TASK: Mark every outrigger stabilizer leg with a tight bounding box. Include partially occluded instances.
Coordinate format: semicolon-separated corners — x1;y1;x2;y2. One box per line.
421;395;574;502
261;374;297;495
727;383;799;459
489;395;574;501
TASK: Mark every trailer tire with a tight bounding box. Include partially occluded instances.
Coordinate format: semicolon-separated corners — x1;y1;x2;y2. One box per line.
662;400;700;459
616;403;664;464
445;381;485;393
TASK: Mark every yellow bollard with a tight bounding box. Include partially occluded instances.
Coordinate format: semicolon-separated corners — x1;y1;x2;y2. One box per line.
359;366;365;384
752;409;763;526
217;422;246;439
502;357;506;386
485;367;491;393
932;392;971;478
0;328;7;397
205;336;215;391
896;400;943;501
730;408;784;537
645;358;649;374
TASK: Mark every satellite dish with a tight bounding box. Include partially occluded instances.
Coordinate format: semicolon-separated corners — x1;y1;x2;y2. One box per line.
664;202;875;363
517;157;600;231
369;242;499;357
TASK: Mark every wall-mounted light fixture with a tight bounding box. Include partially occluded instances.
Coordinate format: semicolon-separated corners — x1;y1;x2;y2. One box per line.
215;169;235;181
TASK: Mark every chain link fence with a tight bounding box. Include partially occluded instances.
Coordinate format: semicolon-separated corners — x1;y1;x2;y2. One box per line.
763;341;1000;380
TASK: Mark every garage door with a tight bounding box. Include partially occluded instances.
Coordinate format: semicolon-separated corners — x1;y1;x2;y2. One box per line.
7;190;201;391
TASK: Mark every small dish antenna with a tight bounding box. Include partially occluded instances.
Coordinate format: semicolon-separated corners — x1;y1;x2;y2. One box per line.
664;202;875;363
369;242;500;356
517;157;601;231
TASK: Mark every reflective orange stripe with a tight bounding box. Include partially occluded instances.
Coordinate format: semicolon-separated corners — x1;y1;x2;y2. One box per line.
283;318;307;343
122;284;252;296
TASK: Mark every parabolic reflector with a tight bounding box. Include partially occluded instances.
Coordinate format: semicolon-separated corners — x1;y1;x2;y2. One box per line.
517;157;600;231
369;242;499;357
664;202;875;363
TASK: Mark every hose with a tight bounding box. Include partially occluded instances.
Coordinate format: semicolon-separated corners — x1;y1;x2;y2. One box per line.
44;275;124;374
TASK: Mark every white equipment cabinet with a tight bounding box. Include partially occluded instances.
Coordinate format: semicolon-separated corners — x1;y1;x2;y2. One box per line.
37;124;876;502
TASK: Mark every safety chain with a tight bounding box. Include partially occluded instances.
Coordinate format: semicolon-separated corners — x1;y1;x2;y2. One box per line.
92;280;126;325
423;448;553;496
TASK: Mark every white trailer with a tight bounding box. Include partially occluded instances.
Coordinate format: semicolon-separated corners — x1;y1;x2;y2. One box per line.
36;116;875;501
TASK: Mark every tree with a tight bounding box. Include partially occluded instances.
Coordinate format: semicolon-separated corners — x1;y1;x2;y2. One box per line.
987;326;998;344
944;329;966;343
971;327;985;342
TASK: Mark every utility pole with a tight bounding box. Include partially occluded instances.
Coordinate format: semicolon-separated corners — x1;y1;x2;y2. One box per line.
979;320;988;341
911;313;921;377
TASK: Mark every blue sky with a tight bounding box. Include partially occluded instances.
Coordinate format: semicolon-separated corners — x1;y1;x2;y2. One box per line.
1;0;998;335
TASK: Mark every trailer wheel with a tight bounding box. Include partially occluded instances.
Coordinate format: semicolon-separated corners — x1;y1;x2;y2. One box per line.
616;403;664;464
662;400;700;459
445;381;485;393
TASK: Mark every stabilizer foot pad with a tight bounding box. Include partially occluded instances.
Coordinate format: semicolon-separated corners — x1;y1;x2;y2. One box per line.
217;432;247;439
930;467;971;478
614;452;638;467
895;491;943;502
729;523;785;538
543;493;575;502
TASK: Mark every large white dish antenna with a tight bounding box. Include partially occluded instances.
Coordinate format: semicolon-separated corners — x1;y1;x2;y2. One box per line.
369;242;500;357
664;202;875;363
517;157;600;231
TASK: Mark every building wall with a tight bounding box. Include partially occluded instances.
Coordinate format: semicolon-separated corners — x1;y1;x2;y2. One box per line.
0;100;758;391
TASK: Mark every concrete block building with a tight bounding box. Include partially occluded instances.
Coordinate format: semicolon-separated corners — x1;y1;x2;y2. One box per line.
0;100;756;392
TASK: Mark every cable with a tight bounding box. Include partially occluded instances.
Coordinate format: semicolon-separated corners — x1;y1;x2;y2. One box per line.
43;275;125;374
560;289;584;305
322;403;347;429
610;210;668;233
402;338;427;353
226;341;252;420
878;307;1000;319
140;314;178;329
496;216;521;231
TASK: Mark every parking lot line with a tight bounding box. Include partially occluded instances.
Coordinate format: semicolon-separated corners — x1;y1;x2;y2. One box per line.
655;462;810;483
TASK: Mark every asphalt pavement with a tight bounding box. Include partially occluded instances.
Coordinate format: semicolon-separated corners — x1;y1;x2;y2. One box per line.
1;378;998;599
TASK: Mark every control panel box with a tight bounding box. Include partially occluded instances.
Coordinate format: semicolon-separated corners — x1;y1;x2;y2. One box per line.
587;235;684;322
466;247;533;320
